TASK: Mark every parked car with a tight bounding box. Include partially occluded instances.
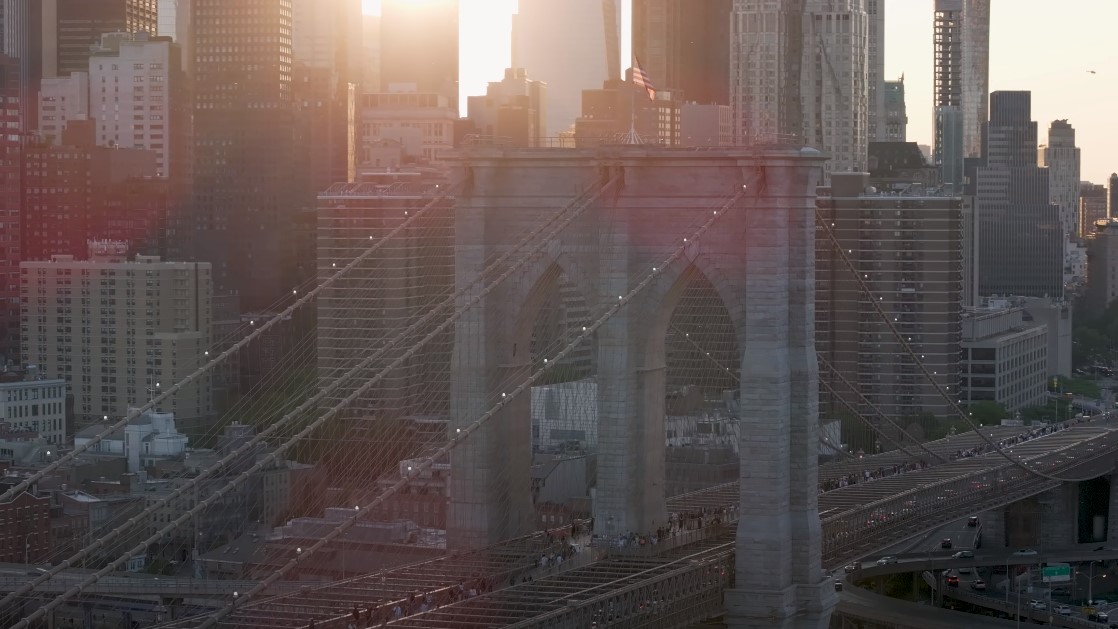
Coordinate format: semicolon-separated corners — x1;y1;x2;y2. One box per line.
952;550;974;559
970;579;987;591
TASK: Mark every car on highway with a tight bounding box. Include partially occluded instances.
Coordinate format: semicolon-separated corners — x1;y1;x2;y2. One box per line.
876;556;898;566
834;580;842;592
1090;611;1111;622
940;538;953;549
1029;600;1047;611
945;573;960;587
1013;548;1038;556
970;579;986;591
967;516;979;527
1054;604;1072;616
844;561;861;573
951;550;974;559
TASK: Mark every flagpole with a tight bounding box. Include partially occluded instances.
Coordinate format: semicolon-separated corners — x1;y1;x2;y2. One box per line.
625;68;641;145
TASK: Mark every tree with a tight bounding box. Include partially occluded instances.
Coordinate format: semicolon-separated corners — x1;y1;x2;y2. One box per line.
967;400;1009;425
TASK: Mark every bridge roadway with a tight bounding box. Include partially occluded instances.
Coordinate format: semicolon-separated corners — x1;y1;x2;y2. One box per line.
0;566;310;598
839;546;1118;628
151;423;1118;628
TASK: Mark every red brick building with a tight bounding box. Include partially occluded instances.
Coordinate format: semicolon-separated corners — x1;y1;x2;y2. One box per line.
0;491;50;563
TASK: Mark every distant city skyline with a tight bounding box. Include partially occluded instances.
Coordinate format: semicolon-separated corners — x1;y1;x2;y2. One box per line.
363;0;1118;184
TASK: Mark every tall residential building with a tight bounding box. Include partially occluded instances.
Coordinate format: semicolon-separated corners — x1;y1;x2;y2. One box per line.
89;32;186;180
1080;182;1108;236
1040;120;1081;238
54;0;158;76
186;0;297;312
631;0;731;105
817;172;963;424
933;0;990;183
730;0;869;175
38;72;89;145
380;0;458;114
513;0;620;137
465;68;547;147
881;77;907;141
0;54;18;363
315;176;453;423
960;303;1047;411
20;246;213;431
868;0;885;141
975;92;1063;299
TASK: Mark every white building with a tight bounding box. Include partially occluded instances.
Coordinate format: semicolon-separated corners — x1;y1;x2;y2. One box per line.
0;375;67;445
513;0;620;136
1041;120;1081;238
89;32;182;178
359;89;456;163
730;0;868;175
38;73;89;145
960;303;1048;412
21;244;213;431
73;409;188;473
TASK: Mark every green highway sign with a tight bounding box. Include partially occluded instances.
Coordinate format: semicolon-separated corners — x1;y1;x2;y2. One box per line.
1042;564;1071;583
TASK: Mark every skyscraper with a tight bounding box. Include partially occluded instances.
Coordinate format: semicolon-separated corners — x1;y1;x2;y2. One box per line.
513;0;619;137
975;91;1063;300
466;67;547;147
3;0;44;130
730;0;869;175
380;0;458;113
54;0;158;76
186;0;298;311
1040;119;1081;238
632;0;731;105
1109;173;1118;220
868;0;885;141
933;0;990;184
0;54;18;364
881;78;907;141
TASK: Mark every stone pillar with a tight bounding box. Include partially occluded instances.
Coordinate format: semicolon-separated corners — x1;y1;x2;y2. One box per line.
980;508;1007;549
725;155;833;628
593;169;667;538
1037;484;1076;548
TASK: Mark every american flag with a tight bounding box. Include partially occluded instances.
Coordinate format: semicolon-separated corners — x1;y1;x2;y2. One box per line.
632;58;656;101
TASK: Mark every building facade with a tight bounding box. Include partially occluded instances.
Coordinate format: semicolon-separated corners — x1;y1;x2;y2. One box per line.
20;248;213;431
89;32;186;180
186;0;298;311
975;92;1063;300
38;72;89;145
574;77;681;147
1041;120;1081;238
0;490;50;562
881;77;907;141
730;0;868;175
1084;218;1118;319
0;376;67;445
960;304;1048;411
465;67;547;147
868;0;884;141
680;103;732;147
632;0;730;105
1081;183;1109;237
933;0;990;184
359;91;456;165
380;0;458;113
0;54;20;364
513;0;620;136
817;172;964;423
54;0;158;76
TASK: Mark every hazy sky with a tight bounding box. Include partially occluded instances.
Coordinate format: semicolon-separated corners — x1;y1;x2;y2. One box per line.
364;0;1118;183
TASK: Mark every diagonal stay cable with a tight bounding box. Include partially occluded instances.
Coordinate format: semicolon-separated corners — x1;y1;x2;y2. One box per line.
7;176;622;618
190;186;755;629
0;182;465;505
815;210;1105;483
